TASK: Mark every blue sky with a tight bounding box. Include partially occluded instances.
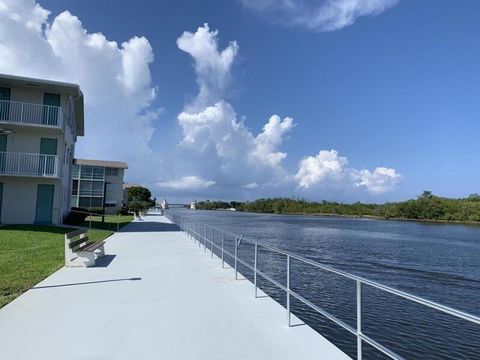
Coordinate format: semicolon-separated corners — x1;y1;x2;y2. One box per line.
3;0;480;202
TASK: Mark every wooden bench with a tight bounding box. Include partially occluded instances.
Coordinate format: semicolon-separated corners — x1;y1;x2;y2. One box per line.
65;229;105;267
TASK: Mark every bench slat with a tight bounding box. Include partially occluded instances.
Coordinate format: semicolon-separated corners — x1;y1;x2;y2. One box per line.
79;241;105;252
65;229;87;240
76;242;92;252
69;236;89;249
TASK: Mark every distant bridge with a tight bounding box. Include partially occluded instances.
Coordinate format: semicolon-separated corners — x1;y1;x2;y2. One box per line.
167;203;188;208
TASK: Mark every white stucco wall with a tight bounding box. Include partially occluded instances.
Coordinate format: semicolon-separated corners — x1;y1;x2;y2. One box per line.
0;177;61;224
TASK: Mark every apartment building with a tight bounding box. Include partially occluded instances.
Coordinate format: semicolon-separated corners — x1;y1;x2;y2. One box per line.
0;74;84;224
71;159;128;214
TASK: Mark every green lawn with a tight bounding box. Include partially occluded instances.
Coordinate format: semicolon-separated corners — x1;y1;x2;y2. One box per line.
0;225;112;309
81;214;134;231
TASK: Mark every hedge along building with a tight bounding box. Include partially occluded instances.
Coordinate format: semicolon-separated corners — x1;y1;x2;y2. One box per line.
71;159;128;215
0;74;84;225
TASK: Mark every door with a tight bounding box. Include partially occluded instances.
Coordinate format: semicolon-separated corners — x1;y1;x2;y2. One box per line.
0;134;6;173
0;87;10;121
35;184;54;224
42;93;60;126
39;138;57;175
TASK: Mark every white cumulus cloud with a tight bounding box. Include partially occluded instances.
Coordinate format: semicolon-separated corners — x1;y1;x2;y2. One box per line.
243;182;259;189
294;149;400;194
295;150;348;188
177;23;238;108
157;176;216;191
158;23;402;200
0;0;159;183
158;24;294;195
253;115;294;167
353;167;401;194
240;0;399;32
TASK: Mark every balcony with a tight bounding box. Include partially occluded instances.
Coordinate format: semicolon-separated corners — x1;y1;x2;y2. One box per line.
0;151;59;178
0;99;63;129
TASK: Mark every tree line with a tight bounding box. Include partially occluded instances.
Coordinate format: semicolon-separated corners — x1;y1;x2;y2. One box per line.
196;191;480;223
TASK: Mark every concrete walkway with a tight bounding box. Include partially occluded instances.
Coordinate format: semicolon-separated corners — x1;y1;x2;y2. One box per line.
0;214;350;360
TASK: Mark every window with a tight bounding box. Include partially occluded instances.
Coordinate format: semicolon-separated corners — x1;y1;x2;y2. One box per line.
105;168;118;176
72;180;79;195
0;87;11;121
92;181;104;196
71;196;78;208
80;166;104;180
106;183;118;192
73;165;80;179
79;180;104;196
42;93;61;126
79;197;103;208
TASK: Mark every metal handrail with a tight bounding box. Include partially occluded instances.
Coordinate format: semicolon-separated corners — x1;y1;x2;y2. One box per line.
167;213;480;360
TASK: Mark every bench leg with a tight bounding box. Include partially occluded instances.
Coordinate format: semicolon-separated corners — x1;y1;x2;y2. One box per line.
96;244;105;257
74;251;96;267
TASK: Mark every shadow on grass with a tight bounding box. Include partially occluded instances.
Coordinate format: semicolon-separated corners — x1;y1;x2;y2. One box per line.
79;221;132;231
0;224;75;234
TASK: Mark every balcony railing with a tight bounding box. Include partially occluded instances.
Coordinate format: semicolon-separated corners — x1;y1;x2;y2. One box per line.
0;99;63;128
0;151;58;177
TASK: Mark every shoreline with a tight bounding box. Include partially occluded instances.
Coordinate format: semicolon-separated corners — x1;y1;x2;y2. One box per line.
200;209;480;226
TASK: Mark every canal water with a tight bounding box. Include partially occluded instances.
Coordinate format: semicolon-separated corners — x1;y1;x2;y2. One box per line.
168;209;480;359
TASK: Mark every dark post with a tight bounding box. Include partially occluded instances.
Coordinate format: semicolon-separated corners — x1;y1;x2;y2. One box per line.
101;181;109;224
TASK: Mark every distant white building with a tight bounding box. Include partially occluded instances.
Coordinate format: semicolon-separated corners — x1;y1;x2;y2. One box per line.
71;159;128;215
190;200;197;210
161;199;169;210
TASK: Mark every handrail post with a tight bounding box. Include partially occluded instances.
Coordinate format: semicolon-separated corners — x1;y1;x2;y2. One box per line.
357;280;362;360
211;228;214;258
204;225;207;252
197;223;200;247
221;231;225;268
234;237;238;280
254;243;258;298
287;255;291;326
190;220;194;241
